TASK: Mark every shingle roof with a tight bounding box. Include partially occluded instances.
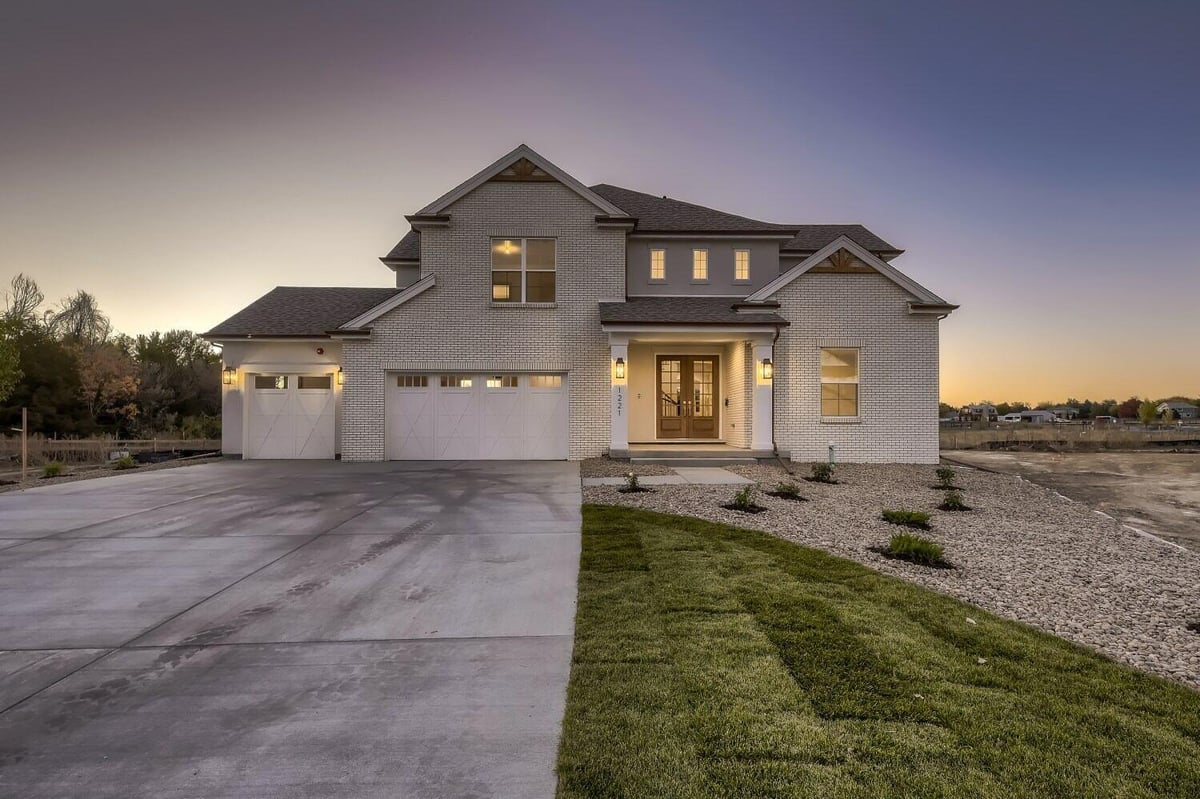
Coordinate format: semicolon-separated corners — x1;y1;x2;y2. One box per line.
778;224;897;253
384;230;420;261
599;296;787;326
204;286;401;338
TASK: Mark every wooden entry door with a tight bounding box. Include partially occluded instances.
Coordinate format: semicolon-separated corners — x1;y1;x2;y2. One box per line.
656;356;720;439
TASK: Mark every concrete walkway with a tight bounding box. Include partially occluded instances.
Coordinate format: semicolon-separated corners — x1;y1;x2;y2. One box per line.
582;466;753;487
0;460;581;798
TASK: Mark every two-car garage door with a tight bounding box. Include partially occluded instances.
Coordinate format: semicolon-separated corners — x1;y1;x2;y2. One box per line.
386;373;568;460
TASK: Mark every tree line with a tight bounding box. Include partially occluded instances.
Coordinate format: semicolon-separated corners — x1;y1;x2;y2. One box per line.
941;397;1200;422
0;274;220;438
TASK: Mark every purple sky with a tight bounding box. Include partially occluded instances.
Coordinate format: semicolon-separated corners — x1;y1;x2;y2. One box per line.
2;0;1197;404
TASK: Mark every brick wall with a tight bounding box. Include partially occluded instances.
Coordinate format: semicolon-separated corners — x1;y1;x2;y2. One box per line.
341;181;625;461
771;272;941;463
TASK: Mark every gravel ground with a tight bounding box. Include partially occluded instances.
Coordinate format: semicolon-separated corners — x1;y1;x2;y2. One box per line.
584;461;1200;690
579;457;675;478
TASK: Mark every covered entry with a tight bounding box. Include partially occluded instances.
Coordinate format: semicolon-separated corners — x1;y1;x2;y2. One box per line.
656;355;720;438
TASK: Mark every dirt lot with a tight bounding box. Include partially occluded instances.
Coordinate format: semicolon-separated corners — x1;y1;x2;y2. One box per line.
944;451;1200;551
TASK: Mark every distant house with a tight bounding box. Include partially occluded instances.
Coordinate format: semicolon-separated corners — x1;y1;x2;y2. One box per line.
1002;410;1056;424
1050;406;1079;420
960;403;997;422
1157;401;1198;420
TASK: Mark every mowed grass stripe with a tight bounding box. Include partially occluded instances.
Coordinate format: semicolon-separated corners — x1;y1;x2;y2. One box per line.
556;504;1200;798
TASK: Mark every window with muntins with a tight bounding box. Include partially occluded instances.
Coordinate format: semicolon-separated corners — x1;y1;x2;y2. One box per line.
692;249;708;281
734;249;750;281
440;375;473;388
821;348;859;417
650;248;666;281
491;238;555;303
396;375;428;388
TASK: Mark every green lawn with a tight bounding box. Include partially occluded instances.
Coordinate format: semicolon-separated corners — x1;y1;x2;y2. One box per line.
556;504;1200;798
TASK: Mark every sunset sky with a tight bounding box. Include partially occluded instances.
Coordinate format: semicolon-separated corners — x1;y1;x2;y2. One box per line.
2;0;1197;406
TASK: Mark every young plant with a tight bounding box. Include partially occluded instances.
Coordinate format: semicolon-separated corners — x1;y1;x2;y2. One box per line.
939;490;971;511
769;481;806;501
935;466;959;489
881;509;932;529
114;455;137;470
884;533;948;567
723;484;766;513
807;463;836;484
619;471;651;494
42;461;64;478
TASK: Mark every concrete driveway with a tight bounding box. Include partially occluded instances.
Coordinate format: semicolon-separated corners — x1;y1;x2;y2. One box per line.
0;460;581;798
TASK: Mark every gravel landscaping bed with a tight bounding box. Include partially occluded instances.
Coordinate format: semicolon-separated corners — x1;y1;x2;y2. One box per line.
585;461;1200;690
578;457;674;478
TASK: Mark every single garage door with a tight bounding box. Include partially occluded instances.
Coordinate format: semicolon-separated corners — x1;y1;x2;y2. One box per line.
246;373;336;459
386;373;568;460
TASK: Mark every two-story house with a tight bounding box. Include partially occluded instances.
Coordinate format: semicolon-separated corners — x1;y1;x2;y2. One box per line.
205;145;956;463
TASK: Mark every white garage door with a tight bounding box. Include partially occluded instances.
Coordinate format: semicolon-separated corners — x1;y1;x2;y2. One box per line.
386;373;568;460
246;373;336;459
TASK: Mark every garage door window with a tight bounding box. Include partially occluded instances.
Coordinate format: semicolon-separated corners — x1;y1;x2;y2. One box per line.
397;375;428;388
486;375;518;389
529;374;562;388
440;375;473;388
255;375;288;390
297;375;331;390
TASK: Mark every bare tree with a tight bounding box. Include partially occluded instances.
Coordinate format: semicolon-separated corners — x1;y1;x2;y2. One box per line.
2;273;44;326
45;290;111;342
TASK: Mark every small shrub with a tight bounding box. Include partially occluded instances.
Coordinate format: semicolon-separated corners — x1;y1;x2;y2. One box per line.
881;509;931;529
723;484;766;514
939;490;971;511
767;481;807;502
114;455;137;470
935;466;959;489
807;463;836;484
884;533;949;567
42;461;64;478
618;471;651;494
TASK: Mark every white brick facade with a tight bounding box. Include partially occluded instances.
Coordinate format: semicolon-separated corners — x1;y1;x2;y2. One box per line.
340;182;625;461
770;272;941;463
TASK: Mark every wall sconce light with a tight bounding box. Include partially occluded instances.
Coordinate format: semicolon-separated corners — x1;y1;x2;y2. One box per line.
336;368;344;386
760;357;773;380
222;367;236;386
614;357;626;380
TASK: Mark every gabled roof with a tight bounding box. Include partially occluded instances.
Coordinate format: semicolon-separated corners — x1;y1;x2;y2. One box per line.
747;236;953;311
204;287;401;338
415;144;628;218
779;224;898;254
599;296;787;326
384;230;420;262
589;184;796;234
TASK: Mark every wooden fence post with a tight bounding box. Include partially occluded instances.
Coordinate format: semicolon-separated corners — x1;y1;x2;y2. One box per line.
21;407;27;482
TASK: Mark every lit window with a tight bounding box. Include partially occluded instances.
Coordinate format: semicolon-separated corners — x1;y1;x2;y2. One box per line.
486;375;518;389
734;249;750;281
821;349;859;417
491;238;555;303
692;249;708;281
529;374;562;388
650;249;665;281
396;375;428;388
297;375;331;390
254;375;288;390
440;375;473;388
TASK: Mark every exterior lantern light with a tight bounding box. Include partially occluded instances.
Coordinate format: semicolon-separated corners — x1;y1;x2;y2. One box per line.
222;367;236;385
336;368;345;386
760;357;773;380
614;357;625;380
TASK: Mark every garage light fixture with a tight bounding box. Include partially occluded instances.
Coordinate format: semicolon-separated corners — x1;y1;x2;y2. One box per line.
336;368;344;386
614;357;625;380
760;357;773;381
222;367;236;385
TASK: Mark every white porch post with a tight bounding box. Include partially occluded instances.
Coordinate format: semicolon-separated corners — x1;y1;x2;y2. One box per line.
609;339;629;457
751;341;774;454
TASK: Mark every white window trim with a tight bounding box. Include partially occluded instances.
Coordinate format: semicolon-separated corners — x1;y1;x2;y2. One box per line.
491;237;556;304
649;248;666;282
734;248;751;282
820;347;861;421
692;249;709;283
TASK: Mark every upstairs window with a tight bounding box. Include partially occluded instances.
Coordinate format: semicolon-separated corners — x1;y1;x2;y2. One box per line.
492;238;555;303
649;248;666;281
692;249;708;281
734;249;750;281
821;348;859;417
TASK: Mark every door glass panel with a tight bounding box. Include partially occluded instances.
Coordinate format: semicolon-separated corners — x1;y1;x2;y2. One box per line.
693;359;714;417
298;375;331;390
255;375;288;390
660;359;681;418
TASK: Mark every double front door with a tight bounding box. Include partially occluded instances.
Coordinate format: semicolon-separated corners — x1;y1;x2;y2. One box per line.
656;355;719;439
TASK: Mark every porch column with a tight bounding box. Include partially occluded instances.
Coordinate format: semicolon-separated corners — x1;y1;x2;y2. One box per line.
751;342;774;453
609;341;629;457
